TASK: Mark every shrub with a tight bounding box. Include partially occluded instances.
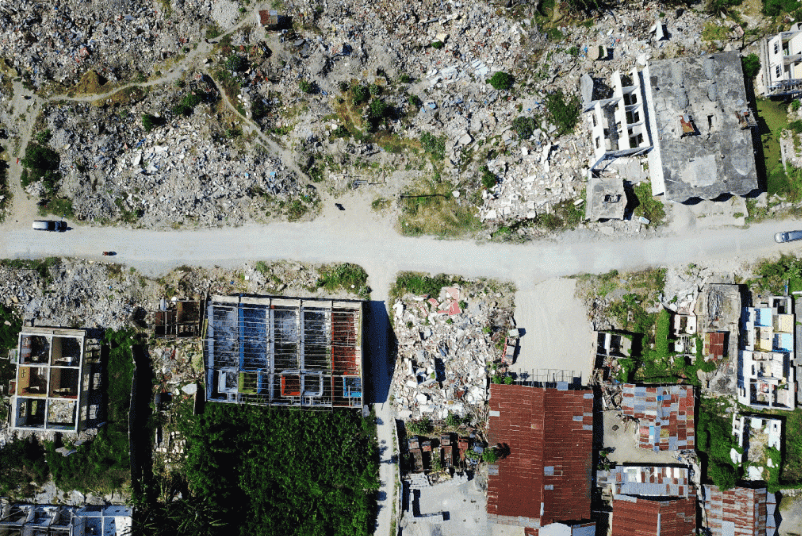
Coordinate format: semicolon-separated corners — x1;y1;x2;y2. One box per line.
791;120;802;133
503;375;514;385
764;0;800;16
567;46;579;56
368;98;388;119
420;132;446;160
369;83;382;96
299;80;313;93
741;53;761;78
35;129;52;144
338;81;349;92
408;94;421;108
351;85;370;106
399;74;412;83
445;413;462;428
487;71;513;90
512;116;537;139
793;100;801;111
406;418;433;435
316;263;370;298
0;438;49;497
482;449;498;463
481;166;496;189
544;90;581;136
142;114;162;131
225;54;247;71
431;41;444;49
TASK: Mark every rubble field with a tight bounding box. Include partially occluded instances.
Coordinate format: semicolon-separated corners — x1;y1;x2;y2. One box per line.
390;276;515;422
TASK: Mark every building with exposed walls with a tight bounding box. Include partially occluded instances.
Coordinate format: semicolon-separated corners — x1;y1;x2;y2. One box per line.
758;23;802;97
9;327;90;433
204;295;364;409
0;503;132;536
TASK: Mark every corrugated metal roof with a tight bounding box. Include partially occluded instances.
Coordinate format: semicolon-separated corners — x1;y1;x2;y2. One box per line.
611;496;696;536
487;384;593;529
621;384;695;451
702;485;773;536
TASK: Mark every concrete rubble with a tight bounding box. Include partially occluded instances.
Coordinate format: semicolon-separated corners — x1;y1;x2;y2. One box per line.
391;283;514;421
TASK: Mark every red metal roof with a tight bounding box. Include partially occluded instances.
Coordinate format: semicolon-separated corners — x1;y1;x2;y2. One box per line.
487;384;594;529
705;332;726;360
612;496;696;536
703;485;773;536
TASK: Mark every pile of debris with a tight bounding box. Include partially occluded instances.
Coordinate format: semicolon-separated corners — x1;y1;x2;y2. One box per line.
0;0;217;89
391;284;514;421
41;94;304;227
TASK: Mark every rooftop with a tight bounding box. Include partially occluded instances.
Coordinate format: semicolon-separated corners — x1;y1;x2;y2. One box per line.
585;174;627;221
599;465;691;497
620;384;695;451
644;52;758;203
702;485;777;536
486;384;594;530
611;495;696;536
204;295;364;409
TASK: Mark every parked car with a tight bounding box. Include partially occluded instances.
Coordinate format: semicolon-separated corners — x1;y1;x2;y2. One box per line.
775;230;802;243
32;220;66;232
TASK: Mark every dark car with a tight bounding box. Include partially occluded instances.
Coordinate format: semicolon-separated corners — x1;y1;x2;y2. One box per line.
32;220;66;232
775;230;802;243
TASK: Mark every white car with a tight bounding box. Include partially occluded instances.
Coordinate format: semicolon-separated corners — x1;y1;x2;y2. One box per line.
32;220;66;232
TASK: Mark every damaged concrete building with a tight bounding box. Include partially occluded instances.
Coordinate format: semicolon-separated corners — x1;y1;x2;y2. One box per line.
0;503;132;536
9;327;90;433
758;23;802;97
204;295;364;409
585;173;628;221
643;52;759;203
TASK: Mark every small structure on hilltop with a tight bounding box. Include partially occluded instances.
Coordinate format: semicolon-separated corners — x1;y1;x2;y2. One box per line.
620;384;695;451
8;327;93;434
702;485;778;536
204;295;364;409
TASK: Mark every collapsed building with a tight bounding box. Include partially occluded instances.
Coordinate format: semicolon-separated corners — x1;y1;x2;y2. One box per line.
204;295;364;409
0;503;132;536
8;327;93;433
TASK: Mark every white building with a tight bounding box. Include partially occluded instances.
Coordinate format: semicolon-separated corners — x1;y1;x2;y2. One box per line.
584;69;652;170
739;296;796;410
759;23;802;97
0;503;132;536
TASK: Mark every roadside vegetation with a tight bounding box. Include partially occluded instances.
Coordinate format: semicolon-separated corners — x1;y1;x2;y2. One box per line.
316;263;371;299
399;174;481;237
631;181;666;225
141;405;380;536
751;254;802;294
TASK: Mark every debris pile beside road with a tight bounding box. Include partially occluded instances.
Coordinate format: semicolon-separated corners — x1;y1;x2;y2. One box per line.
391;281;514;421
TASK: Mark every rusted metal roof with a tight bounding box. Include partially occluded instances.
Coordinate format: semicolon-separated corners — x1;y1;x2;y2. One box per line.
612;495;696;536
703;485;777;536
705;332;726;360
487;384;594;529
621;384;695;451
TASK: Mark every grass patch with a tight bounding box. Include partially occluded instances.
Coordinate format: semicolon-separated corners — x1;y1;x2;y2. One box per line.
177;405;378;535
391;272;466;301
371;197;391;211
757;98;790;195
399;177;480;237
46;329;135;494
632;181;666;225
698;396;742;490
701;22;729;43
751;254;802;294
316;263;370;299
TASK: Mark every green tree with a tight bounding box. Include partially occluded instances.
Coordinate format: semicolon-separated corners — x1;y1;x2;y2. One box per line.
142;114;161;132
352;85;370;106
512;116;537;139
368;98;388;119
742;53;761;78
224;54;247;72
488;71;514;90
544;90;581;136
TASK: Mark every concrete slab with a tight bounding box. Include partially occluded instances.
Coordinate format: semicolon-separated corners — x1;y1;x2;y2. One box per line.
399;476;489;536
510;278;595;386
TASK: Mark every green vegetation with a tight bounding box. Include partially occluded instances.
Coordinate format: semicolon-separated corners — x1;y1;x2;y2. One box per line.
369;83;382;96
392;272;465;300
400;176;480;237
224;54;247;72
205;24;222;39
742;53;761;78
756;98;800;199
368;99;389;120
172;92;203;117
408;94;421;108
142;113;165;131
512;116;537;140
316;263;370;299
431;41;444;49
0;257;62;286
482;449;498;463
178;405;378;535
764;0;801;16
567;46;579;57
487;71;513;91
697;397;741;490
20;141;60;195
752;254;802;294
781;409;802;484
399;74;412;84
544;90;580;136
371;197;391;211
481;166;496;189
632;181;666;225
420;132;446;160
35;129;52;145
46;329;135;493
406;417;434;435
0;438;49;497
702;22;729;43
298;80;313;93
351;85;370;106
